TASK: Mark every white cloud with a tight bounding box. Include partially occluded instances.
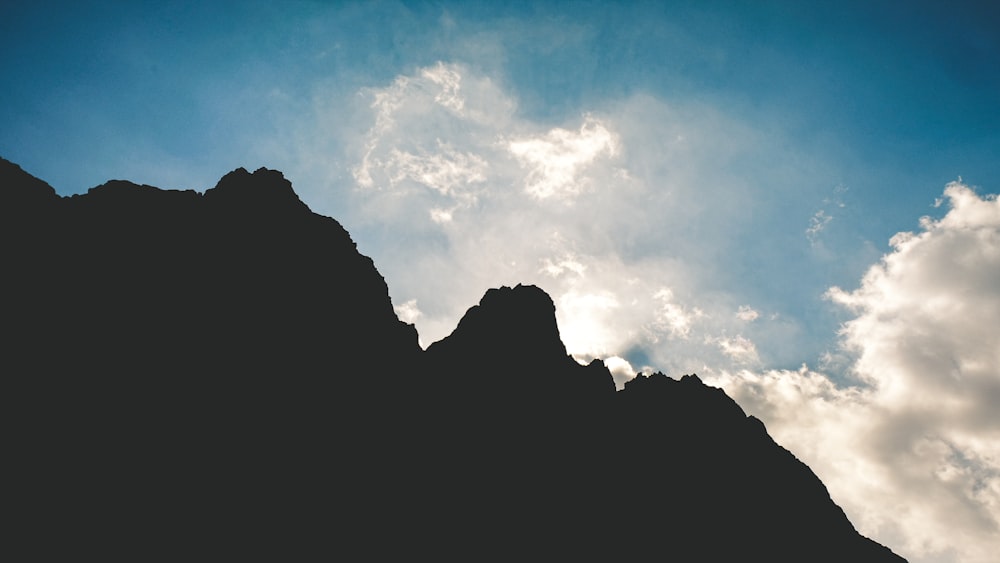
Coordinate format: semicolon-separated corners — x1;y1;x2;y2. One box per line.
540;253;587;278
736;305;759;322
806;208;832;243
354;74;412;189
713;334;759;364
506;116;619;200
429;207;455;224
385;141;488;196
421;61;465;113
350;61;515;202
651;287;704;339
394;298;423;324
604;355;637;389
708;182;1000;563
556;289;622;359
806;185;851;254
333;62;831;379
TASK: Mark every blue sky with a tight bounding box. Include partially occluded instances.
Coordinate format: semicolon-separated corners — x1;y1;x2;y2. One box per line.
3;2;999;561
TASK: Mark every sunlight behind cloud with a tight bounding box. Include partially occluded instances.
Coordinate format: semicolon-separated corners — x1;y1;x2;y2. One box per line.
603;355;638;388
336;61;839;379
556;289;622;358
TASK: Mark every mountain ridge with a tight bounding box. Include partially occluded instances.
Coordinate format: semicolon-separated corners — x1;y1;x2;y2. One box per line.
1;156;905;561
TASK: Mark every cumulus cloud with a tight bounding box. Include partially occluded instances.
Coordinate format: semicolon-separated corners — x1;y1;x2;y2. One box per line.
708;182;1000;563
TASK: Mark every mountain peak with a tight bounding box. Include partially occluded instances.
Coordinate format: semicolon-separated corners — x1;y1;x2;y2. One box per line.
425;283;614;405
204;166;308;214
462;284;559;341
427;283;568;366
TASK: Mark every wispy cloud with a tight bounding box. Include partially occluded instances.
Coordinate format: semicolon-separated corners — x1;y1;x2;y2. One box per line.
806;184;853;256
506;116;619;200
540;253;588;278
713;334;760;364
651;287;705;340
736;304;760;322
806;208;833;244
385;141;488;197
350;61;515;210
421;61;465;114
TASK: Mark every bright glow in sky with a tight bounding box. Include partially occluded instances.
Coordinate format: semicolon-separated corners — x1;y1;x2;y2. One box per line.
2;2;999;561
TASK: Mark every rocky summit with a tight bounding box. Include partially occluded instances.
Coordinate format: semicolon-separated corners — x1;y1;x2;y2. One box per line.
2;157;905;561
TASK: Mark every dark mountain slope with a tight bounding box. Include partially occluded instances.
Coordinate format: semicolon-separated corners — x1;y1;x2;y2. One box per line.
2;161;419;378
3;158;423;558
2;157;904;561
421;285;903;561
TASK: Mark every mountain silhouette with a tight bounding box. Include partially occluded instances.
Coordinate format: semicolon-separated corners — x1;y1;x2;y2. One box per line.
2;157;905;561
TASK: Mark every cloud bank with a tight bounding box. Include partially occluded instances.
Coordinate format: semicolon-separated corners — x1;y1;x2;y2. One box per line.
709;183;1000;563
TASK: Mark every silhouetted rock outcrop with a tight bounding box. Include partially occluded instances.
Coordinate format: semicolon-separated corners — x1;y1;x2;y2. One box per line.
425;284;614;407
2;157;905;561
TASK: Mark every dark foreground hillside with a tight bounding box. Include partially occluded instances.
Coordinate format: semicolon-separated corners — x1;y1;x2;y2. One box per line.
2;157;905;561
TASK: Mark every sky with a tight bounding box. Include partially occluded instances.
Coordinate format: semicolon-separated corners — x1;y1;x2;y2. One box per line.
2;1;998;560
